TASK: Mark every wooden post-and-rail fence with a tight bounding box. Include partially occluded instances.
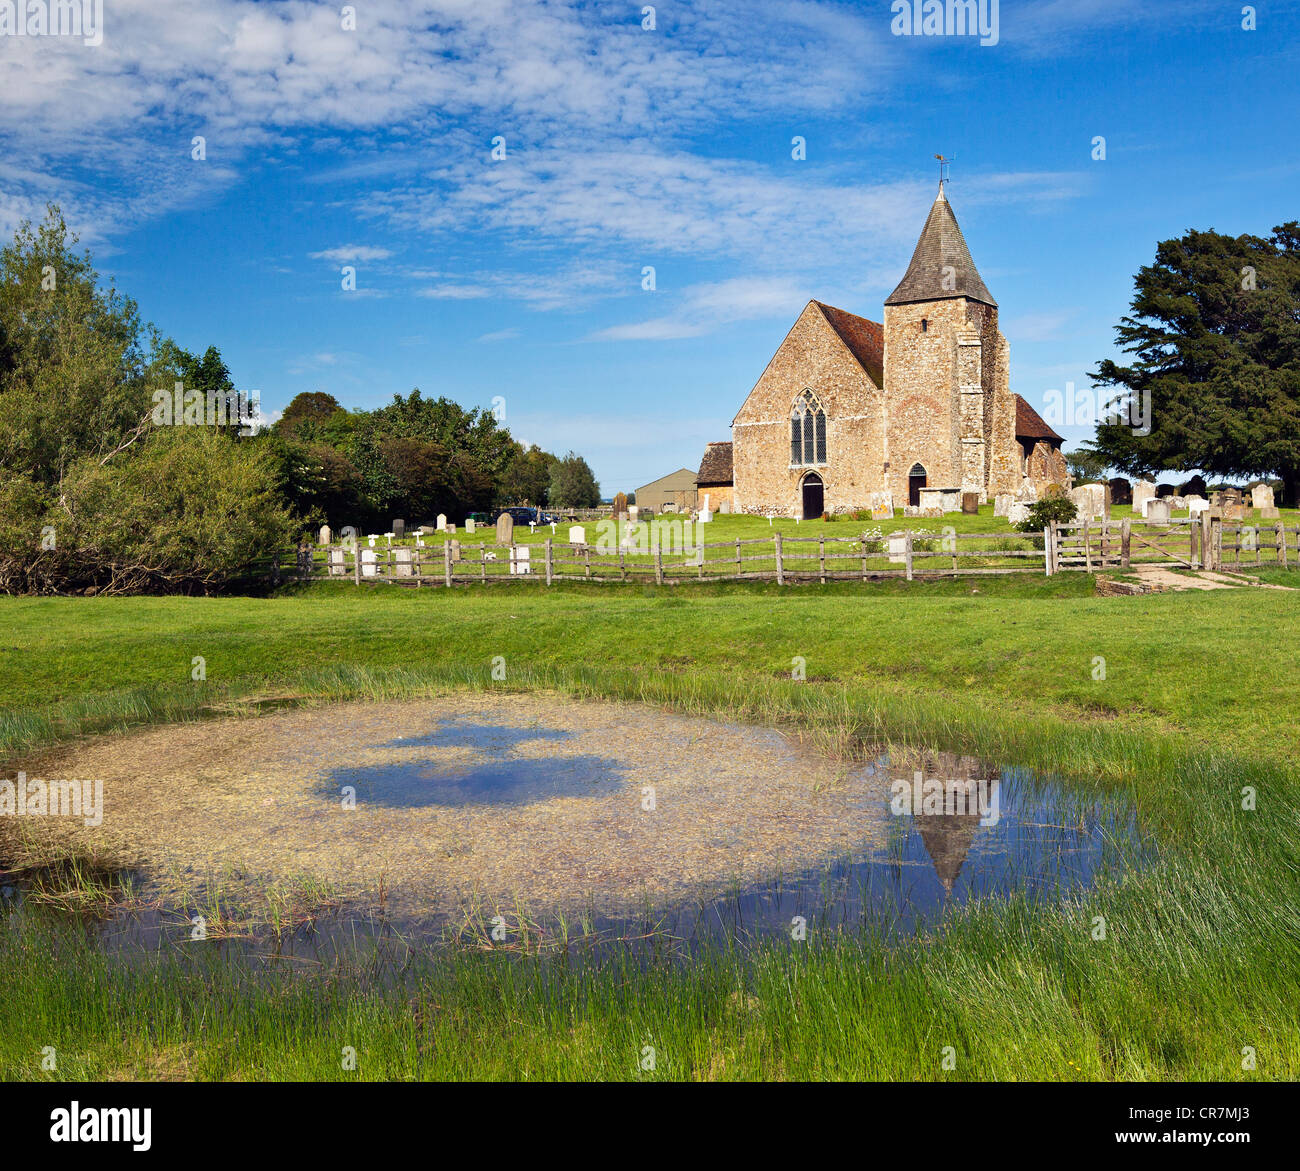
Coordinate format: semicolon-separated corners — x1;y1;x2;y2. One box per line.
246;516;1295;590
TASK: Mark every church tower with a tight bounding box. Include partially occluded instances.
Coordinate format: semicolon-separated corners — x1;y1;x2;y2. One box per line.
881;183;1016;504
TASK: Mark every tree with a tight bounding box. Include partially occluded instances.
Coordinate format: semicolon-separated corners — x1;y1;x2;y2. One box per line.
1090;222;1300;505
500;442;555;506
276;391;348;443
1064;445;1108;483
548;451;600;508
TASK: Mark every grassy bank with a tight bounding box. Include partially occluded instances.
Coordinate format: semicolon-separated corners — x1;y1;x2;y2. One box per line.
1;577;1298;1080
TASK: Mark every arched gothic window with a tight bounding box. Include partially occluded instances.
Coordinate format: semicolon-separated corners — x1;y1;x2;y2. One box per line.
790;389;827;466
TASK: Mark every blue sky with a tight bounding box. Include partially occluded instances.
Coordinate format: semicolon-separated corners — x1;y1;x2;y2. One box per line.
2;0;1298;492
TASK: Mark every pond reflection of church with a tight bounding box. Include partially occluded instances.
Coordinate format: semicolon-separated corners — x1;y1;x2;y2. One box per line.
894;754;1001;895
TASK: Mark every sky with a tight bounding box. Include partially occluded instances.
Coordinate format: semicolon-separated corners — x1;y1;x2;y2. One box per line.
2;0;1298;493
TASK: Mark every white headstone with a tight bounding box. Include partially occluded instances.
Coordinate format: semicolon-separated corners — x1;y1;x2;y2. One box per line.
328;548;347;576
1131;481;1157;515
888;534;908;563
1070;484;1105;521
465;518;475;534
394;547;414;577
510;546;532;575
1252;484;1275;510
993;493;1014;518
436;514;447;532
318;525;332;545
1186;496;1209;516
569;525;586;545
1146;498;1171;524
361;548;377;577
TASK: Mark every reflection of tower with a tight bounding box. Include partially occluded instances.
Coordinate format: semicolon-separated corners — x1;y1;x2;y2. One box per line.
912;775;991;895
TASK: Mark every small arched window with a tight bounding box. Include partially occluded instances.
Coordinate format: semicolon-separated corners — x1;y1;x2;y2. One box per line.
790;389;827;466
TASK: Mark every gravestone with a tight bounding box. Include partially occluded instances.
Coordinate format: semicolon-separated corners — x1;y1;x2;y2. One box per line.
449;540;461;562
394;547;414;577
361;548;377;577
318;525;332;545
328;548;347;576
1180;474;1207;498
1007;502;1031;526
887;534;908;563
869;491;894;520
1224;502;1248;521
393;519;405;540
1131;480;1157;516
1108;477;1132;506
418;526;436;536
1156;483;1177;498
1070;483;1105;521
1146;499;1171;523
1252;484;1275;511
628;505;639;520
569;525;587;545
496;512;514;544
961;492;980;514
613;491;628;521
1185;495;1210;516
993;493;1014;518
1261;505;1280;519
436;514;447;532
510;546;532;575
446;523;456;535
465;518;475;534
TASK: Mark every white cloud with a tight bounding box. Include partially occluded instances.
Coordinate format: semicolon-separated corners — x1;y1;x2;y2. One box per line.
309;244;394;263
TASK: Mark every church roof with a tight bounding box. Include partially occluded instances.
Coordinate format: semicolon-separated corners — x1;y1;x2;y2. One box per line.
885;187;996;308
812;301;884;386
696;441;733;486
1014;394;1063;443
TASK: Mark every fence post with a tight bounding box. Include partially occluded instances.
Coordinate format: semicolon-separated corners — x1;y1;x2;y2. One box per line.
1121;518;1131;569
655;541;664;585
1278;522;1288;570
1043;527;1052;575
819;535;826;584
1082;519;1093;574
545;538;553;585
584;544;591;579
774;533;784;586
354;544;361;586
904;531;913;582
444;540;452;588
736;538;742;579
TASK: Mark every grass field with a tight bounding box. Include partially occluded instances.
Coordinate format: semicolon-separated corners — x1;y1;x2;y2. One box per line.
1;562;1298;1080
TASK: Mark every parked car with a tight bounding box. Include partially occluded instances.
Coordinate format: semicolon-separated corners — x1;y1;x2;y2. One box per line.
494;506;555;526
467;512;492;526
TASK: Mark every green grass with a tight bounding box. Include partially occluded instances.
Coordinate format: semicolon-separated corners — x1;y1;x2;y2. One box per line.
1;571;1298;1080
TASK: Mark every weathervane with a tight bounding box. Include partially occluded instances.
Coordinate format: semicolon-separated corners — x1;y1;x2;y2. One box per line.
934;154;953;190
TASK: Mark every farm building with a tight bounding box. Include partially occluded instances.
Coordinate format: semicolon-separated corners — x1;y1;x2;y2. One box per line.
635;467;698;513
727;181;1069;518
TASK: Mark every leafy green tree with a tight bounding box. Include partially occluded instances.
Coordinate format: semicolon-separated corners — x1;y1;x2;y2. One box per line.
501;442;555;506
1065;445;1108;483
1091;222;1300;505
548;451;601;508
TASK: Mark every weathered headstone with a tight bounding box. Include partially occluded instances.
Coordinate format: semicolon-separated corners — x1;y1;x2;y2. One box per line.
1108;477;1132;506
318;525;332;545
1252;484;1275;511
1132;480;1157;516
961;492;980;514
465;518;475;534
446;523;456;535
436;514;447;532
1260;505;1280;519
1156;483;1177;498
393;519;405;540
1146;498;1171;524
510;546;532;575
993;493;1014;518
1070;483;1106;521
569;525;587;545
888;533;908;563
613;491;629;521
1185;495;1210;516
394;547;414;577
328;548;347;576
869;491;894;520
496;512;514;544
361;548;377;577
449;539;461;562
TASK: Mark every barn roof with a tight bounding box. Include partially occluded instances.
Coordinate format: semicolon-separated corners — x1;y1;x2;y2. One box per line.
1014;394;1063;443
695;441;733;486
885;186;996;308
812;301;884;386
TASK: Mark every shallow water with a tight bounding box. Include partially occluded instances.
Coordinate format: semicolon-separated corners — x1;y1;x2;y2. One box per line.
2;707;1146;966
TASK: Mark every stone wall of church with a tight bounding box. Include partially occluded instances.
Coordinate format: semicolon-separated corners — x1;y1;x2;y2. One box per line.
732;303;886;515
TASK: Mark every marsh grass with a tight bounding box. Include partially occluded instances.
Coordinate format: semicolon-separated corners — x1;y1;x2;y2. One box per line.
1;582;1297;1080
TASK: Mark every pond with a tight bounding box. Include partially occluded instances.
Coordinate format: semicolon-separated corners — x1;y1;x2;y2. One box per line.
1;694;1146;962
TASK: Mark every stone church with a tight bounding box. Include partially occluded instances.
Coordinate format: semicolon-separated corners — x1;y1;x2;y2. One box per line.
714;182;1067;519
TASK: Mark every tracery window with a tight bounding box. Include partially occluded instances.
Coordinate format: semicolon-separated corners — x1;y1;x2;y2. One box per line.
790;389;827;466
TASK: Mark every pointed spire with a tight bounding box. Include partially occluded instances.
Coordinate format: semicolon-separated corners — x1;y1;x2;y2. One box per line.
885;189;996;308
